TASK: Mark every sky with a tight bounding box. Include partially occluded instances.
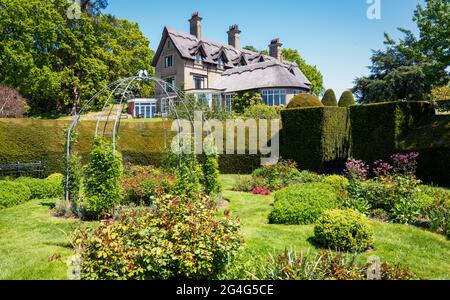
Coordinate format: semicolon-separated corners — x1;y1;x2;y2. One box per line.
105;0;424;97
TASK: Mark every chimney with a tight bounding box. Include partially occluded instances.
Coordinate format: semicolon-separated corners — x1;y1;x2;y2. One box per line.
189;12;202;39
269;38;283;61
227;25;241;49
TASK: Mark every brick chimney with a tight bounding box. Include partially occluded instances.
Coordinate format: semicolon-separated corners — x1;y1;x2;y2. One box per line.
189;12;202;39
269;38;283;61
227;25;241;49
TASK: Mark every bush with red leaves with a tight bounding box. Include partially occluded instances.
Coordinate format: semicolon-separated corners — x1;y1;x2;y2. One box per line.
251;187;272;196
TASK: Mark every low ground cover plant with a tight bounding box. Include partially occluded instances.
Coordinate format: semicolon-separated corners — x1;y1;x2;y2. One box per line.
72;193;242;280
269;183;340;225
256;249;415;280
314;209;374;252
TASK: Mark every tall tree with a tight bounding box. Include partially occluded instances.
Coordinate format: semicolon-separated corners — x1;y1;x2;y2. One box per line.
282;49;324;96
353;0;449;103
0;0;153;115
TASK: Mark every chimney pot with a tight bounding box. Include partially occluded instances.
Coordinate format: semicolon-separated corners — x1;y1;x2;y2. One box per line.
269;38;283;61
189;12;203;39
227;24;241;49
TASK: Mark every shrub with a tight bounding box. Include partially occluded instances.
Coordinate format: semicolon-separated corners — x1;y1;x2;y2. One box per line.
83;137;124;215
173;153;202;198
201;138;222;195
314;209;374;252
338;91;356;107
345;180;372;215
321;175;349;193
232;176;266;192
241;104;281;119
0;181;31;209
251;187;271;195
251;160;301;191
232;92;263;114
345;158;369;180
421;189;450;237
120;165;174;206
269;183;339;225
72;194;242;280
256;249;415;280
322;89;338;107
391;152;419;176
286;94;324;108
15;173;64;199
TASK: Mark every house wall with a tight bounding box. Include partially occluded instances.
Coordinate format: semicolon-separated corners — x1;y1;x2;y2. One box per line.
154;38;185;96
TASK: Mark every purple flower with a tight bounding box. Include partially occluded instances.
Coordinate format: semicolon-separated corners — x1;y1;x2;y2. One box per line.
391;152;419;176
373;160;394;178
345;157;369;180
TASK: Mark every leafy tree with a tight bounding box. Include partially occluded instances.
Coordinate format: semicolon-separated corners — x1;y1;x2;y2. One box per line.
232;92;263;114
353;0;450;103
282;49;324;96
243;45;259;52
338;91;356;107
0;0;153;115
322;89;338;106
80;0;109;15
431;84;450;100
0;85;27;118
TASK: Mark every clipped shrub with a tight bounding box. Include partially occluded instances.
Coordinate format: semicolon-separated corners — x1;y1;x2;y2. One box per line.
314;209;374;252
0;181;31;209
269;183;339;225
338;91;356;107
286;94;324;108
15;173;64;199
242;104;281;119
83;137;124;215
322;89;338;107
232;176;267;192
72;194;242;280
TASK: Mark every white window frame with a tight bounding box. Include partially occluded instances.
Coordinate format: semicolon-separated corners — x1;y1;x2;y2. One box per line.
193;75;207;90
164;77;176;93
262;89;287;106
164;55;173;68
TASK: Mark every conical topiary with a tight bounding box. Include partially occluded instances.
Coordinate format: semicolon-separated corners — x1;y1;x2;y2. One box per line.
322;89;338;106
338;91;356;107
287;94;324;108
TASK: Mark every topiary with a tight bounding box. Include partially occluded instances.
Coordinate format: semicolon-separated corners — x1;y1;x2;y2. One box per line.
322;89;338;107
314;209;373;252
269;183;340;225
338;91;356;107
286;94;324;108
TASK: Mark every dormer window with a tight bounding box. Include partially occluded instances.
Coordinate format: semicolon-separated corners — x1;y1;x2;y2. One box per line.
217;58;225;69
193;52;203;64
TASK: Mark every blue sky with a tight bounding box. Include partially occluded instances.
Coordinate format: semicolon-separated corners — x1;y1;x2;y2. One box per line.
105;0;424;97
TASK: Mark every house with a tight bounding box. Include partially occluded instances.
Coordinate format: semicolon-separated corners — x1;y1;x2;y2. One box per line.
131;12;311;118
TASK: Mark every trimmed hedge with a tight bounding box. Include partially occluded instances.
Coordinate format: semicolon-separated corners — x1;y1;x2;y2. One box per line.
0;119;264;175
16;173;64;199
269;183;340;225
280;107;350;173
350;101;435;163
0;181;32;209
314;209;374;252
322;89;338;107
287;94;324;108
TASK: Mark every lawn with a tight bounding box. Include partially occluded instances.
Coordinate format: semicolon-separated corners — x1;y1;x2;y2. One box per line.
220;175;450;280
0;175;448;280
0;199;93;280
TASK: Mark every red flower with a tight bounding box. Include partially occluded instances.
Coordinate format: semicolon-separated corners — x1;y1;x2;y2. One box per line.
251;187;272;195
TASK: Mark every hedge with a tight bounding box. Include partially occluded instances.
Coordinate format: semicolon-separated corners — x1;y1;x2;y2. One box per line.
349;101;435;163
280;107;350;173
0;119;266;175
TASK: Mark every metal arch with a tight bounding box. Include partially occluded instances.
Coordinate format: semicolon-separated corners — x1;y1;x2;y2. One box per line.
65;74;214;202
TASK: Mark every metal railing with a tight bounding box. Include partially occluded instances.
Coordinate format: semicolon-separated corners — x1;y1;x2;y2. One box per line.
0;162;44;179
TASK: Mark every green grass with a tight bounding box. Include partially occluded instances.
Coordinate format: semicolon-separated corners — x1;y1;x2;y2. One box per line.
221;175;450;280
0;199;94;280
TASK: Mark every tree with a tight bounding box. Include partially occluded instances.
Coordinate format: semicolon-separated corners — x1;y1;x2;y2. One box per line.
322;89;338;106
232;92;263;114
338;91;356;107
431;84;450;100
243;45;259;52
0;0;153;115
0;85;27;118
353;0;450;103
282;49;324;96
